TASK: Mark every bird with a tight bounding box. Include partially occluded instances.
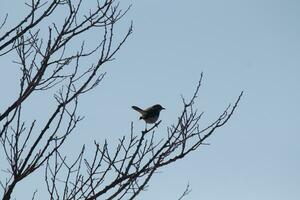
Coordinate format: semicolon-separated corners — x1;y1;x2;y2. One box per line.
132;104;165;124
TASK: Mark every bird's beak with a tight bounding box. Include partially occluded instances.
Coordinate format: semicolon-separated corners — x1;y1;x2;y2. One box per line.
162;107;165;110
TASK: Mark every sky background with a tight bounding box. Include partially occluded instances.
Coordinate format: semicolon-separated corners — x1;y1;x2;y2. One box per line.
0;0;300;200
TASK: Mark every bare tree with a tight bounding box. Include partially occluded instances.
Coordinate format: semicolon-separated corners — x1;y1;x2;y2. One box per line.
0;1;243;200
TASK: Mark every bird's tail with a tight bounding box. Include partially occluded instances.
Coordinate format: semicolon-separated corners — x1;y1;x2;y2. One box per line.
132;106;146;115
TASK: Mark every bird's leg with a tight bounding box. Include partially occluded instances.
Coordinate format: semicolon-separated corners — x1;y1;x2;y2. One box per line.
144;122;148;132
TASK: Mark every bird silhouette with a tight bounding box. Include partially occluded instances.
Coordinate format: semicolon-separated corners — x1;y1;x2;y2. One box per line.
132;104;165;124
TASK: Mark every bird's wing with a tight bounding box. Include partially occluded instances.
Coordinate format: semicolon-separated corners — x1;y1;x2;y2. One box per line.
132;106;146;115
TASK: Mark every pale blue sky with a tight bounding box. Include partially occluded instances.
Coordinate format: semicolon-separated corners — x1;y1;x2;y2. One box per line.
1;0;300;199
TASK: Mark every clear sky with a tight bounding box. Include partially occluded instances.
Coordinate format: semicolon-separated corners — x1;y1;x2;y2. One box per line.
1;0;300;200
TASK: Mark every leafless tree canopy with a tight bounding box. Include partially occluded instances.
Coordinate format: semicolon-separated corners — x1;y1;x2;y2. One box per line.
0;1;243;200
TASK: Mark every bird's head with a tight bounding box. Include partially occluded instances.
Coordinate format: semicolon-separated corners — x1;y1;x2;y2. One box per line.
153;104;165;111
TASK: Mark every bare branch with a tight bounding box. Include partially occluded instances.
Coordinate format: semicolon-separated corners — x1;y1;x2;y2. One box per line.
177;183;191;200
